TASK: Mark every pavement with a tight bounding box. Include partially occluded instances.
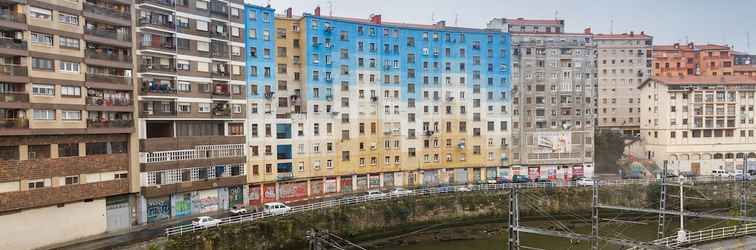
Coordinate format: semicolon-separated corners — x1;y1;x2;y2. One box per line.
692;235;756;250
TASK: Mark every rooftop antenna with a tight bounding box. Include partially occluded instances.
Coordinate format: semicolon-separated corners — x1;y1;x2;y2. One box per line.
685;35;689;44
328;1;333;16
609;17;614;35
431;11;435;22
454;13;458;26
554;10;558;20
747;32;751;52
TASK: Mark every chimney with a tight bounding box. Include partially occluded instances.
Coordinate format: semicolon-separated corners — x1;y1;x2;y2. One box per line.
640;31;645;36
435;20;446;27
630;31;634;36
369;14;381;24
583;27;591;35
674;43;680;49
285;7;293;18
314;6;321;16
688;42;694;49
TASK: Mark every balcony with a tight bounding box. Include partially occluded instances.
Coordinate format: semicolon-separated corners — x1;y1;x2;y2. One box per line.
142;105;177;117
0;92;28;108
87;119;133;128
0;117;27;129
139;63;176;74
85;50;132;68
212;84;230;97
139;38;175;52
138;0;174;9
212;103;231;117
211;70;229;79
86;73;132;88
138;16;174;30
140;144;245;163
0;64;27;82
141;80;177;95
84;29;131;46
0;11;26;30
0;38;27;55
83;2;130;24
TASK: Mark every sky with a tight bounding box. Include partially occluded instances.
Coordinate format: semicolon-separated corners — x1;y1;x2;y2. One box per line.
248;0;756;54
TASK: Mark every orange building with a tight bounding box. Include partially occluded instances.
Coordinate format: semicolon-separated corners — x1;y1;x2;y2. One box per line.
733;64;756;77
652;43;733;77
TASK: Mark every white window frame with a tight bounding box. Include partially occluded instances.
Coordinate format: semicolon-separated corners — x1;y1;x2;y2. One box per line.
33;109;55;120
198;103;211;113
59;61;80;73
31;32;53;46
61;110;81;120
31;84;54;96
28;7;52;20
58;12;79;25
60;86;80;97
178;103;191;112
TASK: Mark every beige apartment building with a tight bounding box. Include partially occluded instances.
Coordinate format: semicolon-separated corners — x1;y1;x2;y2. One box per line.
640;76;756;175
594;32;652;134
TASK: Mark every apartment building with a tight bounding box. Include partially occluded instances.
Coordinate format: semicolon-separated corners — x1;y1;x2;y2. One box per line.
0;0;136;248
135;0;248;223
244;5;512;203
488;18;597;180
486;17;563;34
594;32;652;134
640;76;756;175
652;43;733;77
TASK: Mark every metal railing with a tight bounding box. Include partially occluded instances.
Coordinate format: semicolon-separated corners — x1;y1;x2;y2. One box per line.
141;144;245;163
85;29;131;42
0;118;28;129
0;38;26;50
0;64;28;77
628;223;755;249
86;73;131;85
86;50;132;63
87;120;133;128
0;92;28;103
0;11;25;23
164;176;747;237
84;3;131;20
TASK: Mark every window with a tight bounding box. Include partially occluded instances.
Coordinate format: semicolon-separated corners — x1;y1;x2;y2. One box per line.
86;142;108;155
33;109;55;120
32;58;53;70
28;145;50;159
60;86;80;97
178;81;191;92
58;13;79;25
32;84;54;96
61;110;81;120
0;146;19;160
29;7;52;20
195;0;208;9
178;103;191;112
64;176;79;185
28;180;45;189
59;61;80;73
58;143;79;157
196;20;208;31
59;36;79;49
198;103;211;112
31;32;53;46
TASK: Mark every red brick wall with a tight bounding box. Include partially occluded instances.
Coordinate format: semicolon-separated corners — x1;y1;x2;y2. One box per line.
0;154;129;182
0;179;129;212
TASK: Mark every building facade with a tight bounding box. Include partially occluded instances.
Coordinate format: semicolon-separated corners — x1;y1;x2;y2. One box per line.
134;0;248;224
640;76;756;175
244;6;513;203
486;17;563;34
0;0;136;248
652;43;733;77
505;31;597;180
594;32;652;134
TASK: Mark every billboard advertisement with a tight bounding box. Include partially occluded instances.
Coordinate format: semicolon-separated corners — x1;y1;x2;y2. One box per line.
369;175;380;189
228;186;245;208
263;185;277;203
356;175;368;191
528;167;541;180
573;165;585;177
340;176;353;193
311;179;324;196
249;185;261;206
325;178;337;193
535;132;571;153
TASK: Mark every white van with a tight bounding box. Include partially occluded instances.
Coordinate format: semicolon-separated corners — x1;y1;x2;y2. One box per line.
263;202;291;215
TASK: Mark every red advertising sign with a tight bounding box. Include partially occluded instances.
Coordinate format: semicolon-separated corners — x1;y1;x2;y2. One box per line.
262;184;277;203
279;182;308;202
572;165;584;177
248;185;261;206
340;176;353;193
528;167;540;180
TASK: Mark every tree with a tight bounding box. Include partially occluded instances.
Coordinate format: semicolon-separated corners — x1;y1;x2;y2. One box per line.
595;129;625;174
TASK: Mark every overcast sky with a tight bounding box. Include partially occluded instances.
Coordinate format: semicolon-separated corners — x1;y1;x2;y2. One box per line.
248;0;756;54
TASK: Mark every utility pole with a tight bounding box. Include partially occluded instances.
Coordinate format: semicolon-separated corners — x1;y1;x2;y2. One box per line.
508;188;520;250
740;155;749;223
658;160;668;239
591;179;599;250
676;178;687;243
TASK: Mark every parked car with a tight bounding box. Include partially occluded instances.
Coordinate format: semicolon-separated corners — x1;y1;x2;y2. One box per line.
390;187;413;196
365;190;387;199
230;206;248;215
438;185;454;193
576;177;595;186
712;169;735;177
455;185;472;192
263;202;291;215
512;175;530;183
496;177;512;184
735;174;753;181
192;216;221;228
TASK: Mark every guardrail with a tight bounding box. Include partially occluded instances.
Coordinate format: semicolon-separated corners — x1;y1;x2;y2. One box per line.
165;176;748;237
628;223;756;249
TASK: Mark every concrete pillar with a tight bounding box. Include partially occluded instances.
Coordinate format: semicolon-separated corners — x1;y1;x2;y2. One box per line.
335;176;341;193
19;145;28;161
50;144;59;159
306;179;311;197
78;143;86;157
378;172;384;188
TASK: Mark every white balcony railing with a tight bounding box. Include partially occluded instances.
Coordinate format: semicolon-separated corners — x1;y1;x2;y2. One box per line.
141;144;245;163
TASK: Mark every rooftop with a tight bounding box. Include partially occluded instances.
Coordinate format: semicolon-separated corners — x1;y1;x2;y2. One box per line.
653;43;730;51
640;76;756;88
504;18;564;26
593;33;652;40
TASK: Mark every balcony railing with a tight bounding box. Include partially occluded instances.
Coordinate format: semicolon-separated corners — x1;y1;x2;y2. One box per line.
86;73;132;85
138;0;175;8
212;107;231;117
0;11;25;24
140;144;245;163
143;107;176;116
0;118;28;129
0;38;26;50
138;17;174;30
86;50;132;63
85;29;131;42
211;71;229;78
277;172;293;181
140;40;175;50
87;120;133;128
139;64;176;73
141;81;176;94
0;92;28;103
84;3;131;20
86;97;132;106
0;64;27;77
